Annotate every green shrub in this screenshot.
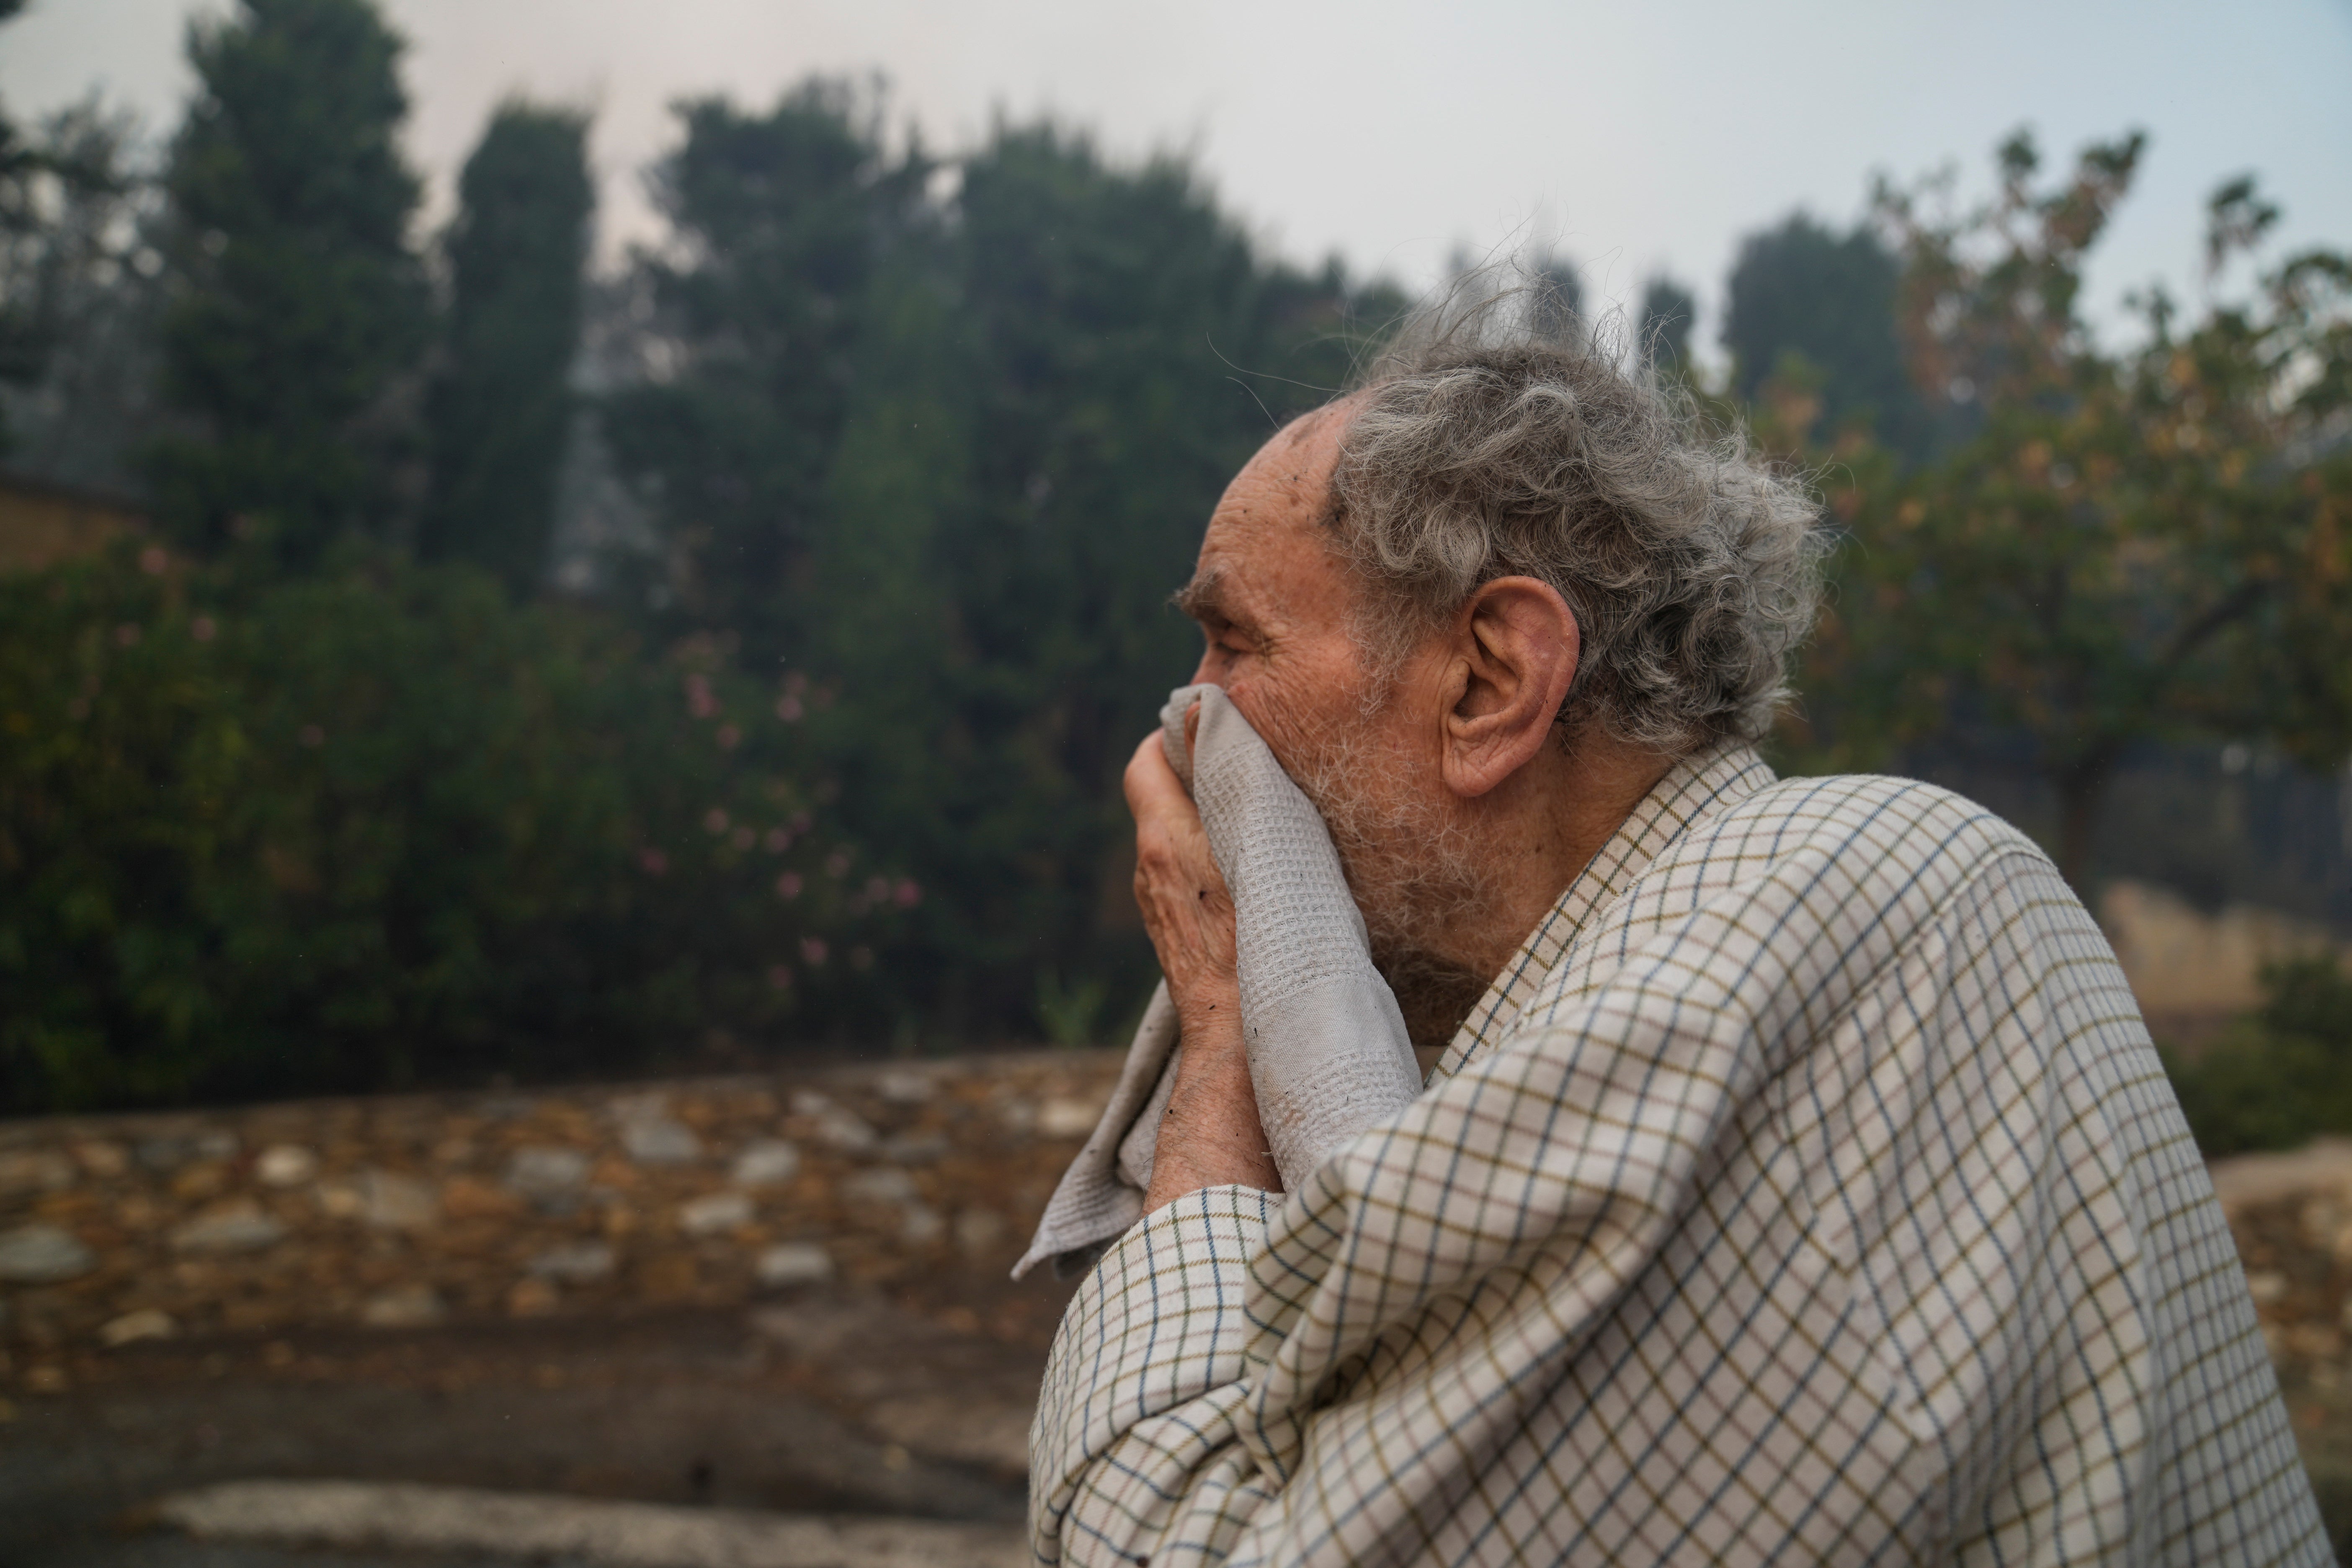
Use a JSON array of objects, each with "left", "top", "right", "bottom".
[
  {"left": 2166, "top": 957, "right": 2352, "bottom": 1157},
  {"left": 0, "top": 542, "right": 910, "bottom": 1112}
]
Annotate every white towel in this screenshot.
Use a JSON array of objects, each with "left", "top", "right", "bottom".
[{"left": 1013, "top": 685, "right": 1423, "bottom": 1279}]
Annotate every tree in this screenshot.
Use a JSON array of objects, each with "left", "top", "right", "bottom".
[
  {"left": 0, "top": 2, "right": 142, "bottom": 469},
  {"left": 1796, "top": 131, "right": 2352, "bottom": 891},
  {"left": 148, "top": 0, "right": 429, "bottom": 566},
  {"left": 0, "top": 101, "right": 169, "bottom": 491},
  {"left": 1724, "top": 211, "right": 1933, "bottom": 456},
  {"left": 607, "top": 94, "right": 1398, "bottom": 1038},
  {"left": 603, "top": 80, "right": 931, "bottom": 666},
  {"left": 1528, "top": 250, "right": 1584, "bottom": 341},
  {"left": 1640, "top": 274, "right": 1696, "bottom": 367},
  {"left": 828, "top": 122, "right": 1382, "bottom": 1034},
  {"left": 0, "top": 0, "right": 39, "bottom": 451},
  {"left": 420, "top": 102, "right": 593, "bottom": 596}
]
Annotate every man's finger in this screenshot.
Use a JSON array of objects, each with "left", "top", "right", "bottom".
[{"left": 1124, "top": 729, "right": 1196, "bottom": 824}]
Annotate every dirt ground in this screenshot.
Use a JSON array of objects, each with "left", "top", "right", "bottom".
[
  {"left": 0, "top": 1266, "right": 1080, "bottom": 1567},
  {"left": 10, "top": 1259, "right": 2352, "bottom": 1565}
]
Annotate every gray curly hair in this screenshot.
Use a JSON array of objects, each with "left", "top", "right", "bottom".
[{"left": 1328, "top": 278, "right": 1827, "bottom": 753}]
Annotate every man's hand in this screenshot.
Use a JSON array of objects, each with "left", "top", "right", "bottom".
[{"left": 1124, "top": 722, "right": 1280, "bottom": 1210}]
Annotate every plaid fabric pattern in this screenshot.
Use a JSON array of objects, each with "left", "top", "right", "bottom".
[{"left": 1031, "top": 743, "right": 2327, "bottom": 1566}]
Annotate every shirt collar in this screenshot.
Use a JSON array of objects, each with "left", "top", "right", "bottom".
[{"left": 1429, "top": 737, "right": 1778, "bottom": 1083}]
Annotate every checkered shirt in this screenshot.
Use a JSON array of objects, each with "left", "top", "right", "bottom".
[{"left": 1030, "top": 742, "right": 2326, "bottom": 1566}]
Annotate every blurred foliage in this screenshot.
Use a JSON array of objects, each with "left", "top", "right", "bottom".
[
  {"left": 0, "top": 539, "right": 906, "bottom": 1112},
  {"left": 1777, "top": 130, "right": 2352, "bottom": 890},
  {"left": 9, "top": 0, "right": 2349, "bottom": 1104},
  {"left": 609, "top": 88, "right": 1402, "bottom": 1038},
  {"left": 3, "top": 18, "right": 1407, "bottom": 1093},
  {"left": 148, "top": 0, "right": 431, "bottom": 566},
  {"left": 2167, "top": 959, "right": 2352, "bottom": 1157},
  {"left": 1723, "top": 211, "right": 1939, "bottom": 461},
  {"left": 1034, "top": 967, "right": 1112, "bottom": 1050},
  {"left": 1638, "top": 275, "right": 1696, "bottom": 369},
  {"left": 0, "top": 0, "right": 162, "bottom": 479},
  {"left": 0, "top": 0, "right": 41, "bottom": 444},
  {"left": 0, "top": 100, "right": 169, "bottom": 493},
  {"left": 602, "top": 82, "right": 931, "bottom": 663},
  {"left": 421, "top": 102, "right": 592, "bottom": 596}
]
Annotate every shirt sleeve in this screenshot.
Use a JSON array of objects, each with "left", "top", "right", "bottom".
[{"left": 1030, "top": 1183, "right": 1282, "bottom": 1566}]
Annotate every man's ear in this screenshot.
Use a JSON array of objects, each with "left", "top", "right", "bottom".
[{"left": 1436, "top": 576, "right": 1579, "bottom": 799}]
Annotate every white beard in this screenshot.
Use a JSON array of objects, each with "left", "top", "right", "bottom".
[{"left": 1288, "top": 717, "right": 1499, "bottom": 1050}]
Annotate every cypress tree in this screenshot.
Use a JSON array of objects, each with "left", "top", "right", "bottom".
[
  {"left": 1721, "top": 214, "right": 1928, "bottom": 456},
  {"left": 1639, "top": 275, "right": 1697, "bottom": 368},
  {"left": 0, "top": 0, "right": 43, "bottom": 453},
  {"left": 604, "top": 82, "right": 928, "bottom": 665},
  {"left": 150, "top": 0, "right": 428, "bottom": 565},
  {"left": 422, "top": 102, "right": 593, "bottom": 596}
]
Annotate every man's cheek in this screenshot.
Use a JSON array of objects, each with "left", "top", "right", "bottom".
[{"left": 1231, "top": 686, "right": 1321, "bottom": 779}]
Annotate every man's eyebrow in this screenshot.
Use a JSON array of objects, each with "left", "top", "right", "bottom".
[{"left": 1172, "top": 570, "right": 1228, "bottom": 624}]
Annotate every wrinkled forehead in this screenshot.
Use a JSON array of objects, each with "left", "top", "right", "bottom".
[
  {"left": 1237, "top": 404, "right": 1344, "bottom": 505},
  {"left": 1185, "top": 403, "right": 1359, "bottom": 628}
]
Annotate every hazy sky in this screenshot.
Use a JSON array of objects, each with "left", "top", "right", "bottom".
[{"left": 5, "top": 0, "right": 2348, "bottom": 353}]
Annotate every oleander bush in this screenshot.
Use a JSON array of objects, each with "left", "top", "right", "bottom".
[{"left": 0, "top": 541, "right": 912, "bottom": 1112}]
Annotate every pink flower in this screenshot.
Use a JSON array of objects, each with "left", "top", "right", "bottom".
[
  {"left": 191, "top": 616, "right": 217, "bottom": 642},
  {"left": 716, "top": 724, "right": 741, "bottom": 750},
  {"left": 774, "top": 871, "right": 803, "bottom": 900},
  {"left": 704, "top": 807, "right": 730, "bottom": 834},
  {"left": 799, "top": 937, "right": 829, "bottom": 967},
  {"left": 639, "top": 848, "right": 670, "bottom": 876},
  {"left": 824, "top": 850, "right": 851, "bottom": 879},
  {"left": 139, "top": 546, "right": 168, "bottom": 575},
  {"left": 763, "top": 827, "right": 792, "bottom": 852},
  {"left": 766, "top": 964, "right": 794, "bottom": 991},
  {"left": 684, "top": 673, "right": 719, "bottom": 719},
  {"left": 774, "top": 694, "right": 804, "bottom": 722},
  {"left": 893, "top": 879, "right": 921, "bottom": 908}
]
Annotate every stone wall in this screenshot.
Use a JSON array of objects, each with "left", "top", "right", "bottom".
[{"left": 0, "top": 1052, "right": 1122, "bottom": 1363}]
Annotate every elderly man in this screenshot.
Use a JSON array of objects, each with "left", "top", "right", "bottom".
[{"left": 1024, "top": 298, "right": 2328, "bottom": 1567}]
